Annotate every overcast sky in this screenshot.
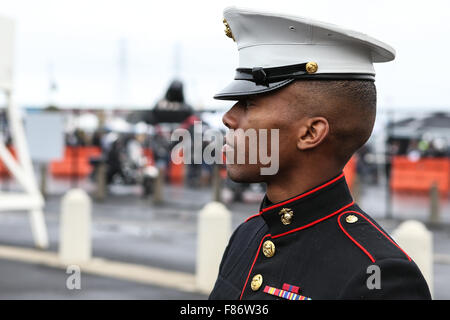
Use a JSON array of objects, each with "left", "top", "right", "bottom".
[{"left": 1, "top": 0, "right": 449, "bottom": 112}]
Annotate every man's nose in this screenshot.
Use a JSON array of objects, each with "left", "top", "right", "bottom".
[{"left": 222, "top": 102, "right": 241, "bottom": 129}]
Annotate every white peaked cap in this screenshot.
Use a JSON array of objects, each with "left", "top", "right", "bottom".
[{"left": 215, "top": 6, "right": 396, "bottom": 100}]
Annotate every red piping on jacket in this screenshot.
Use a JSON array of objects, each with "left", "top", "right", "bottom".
[
  {"left": 338, "top": 211, "right": 412, "bottom": 262},
  {"left": 245, "top": 172, "right": 345, "bottom": 223},
  {"left": 245, "top": 212, "right": 261, "bottom": 223},
  {"left": 239, "top": 200, "right": 353, "bottom": 300},
  {"left": 337, "top": 212, "right": 375, "bottom": 263},
  {"left": 239, "top": 234, "right": 272, "bottom": 300}
]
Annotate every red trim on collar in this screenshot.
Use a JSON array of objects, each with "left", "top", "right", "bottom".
[
  {"left": 244, "top": 172, "right": 345, "bottom": 223},
  {"left": 272, "top": 201, "right": 354, "bottom": 239},
  {"left": 262, "top": 172, "right": 345, "bottom": 213}
]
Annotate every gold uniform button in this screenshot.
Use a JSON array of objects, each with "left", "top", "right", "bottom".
[
  {"left": 306, "top": 61, "right": 318, "bottom": 74},
  {"left": 262, "top": 240, "right": 276, "bottom": 258},
  {"left": 251, "top": 274, "right": 263, "bottom": 291},
  {"left": 346, "top": 215, "right": 358, "bottom": 224}
]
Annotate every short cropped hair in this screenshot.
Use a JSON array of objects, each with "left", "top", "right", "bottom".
[{"left": 292, "top": 80, "right": 377, "bottom": 167}]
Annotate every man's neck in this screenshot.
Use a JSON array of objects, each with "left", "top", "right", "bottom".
[{"left": 265, "top": 166, "right": 342, "bottom": 204}]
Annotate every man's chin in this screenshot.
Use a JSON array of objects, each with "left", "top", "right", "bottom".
[{"left": 226, "top": 165, "right": 266, "bottom": 183}]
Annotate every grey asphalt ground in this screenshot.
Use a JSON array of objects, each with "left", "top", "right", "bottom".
[
  {"left": 0, "top": 258, "right": 207, "bottom": 300},
  {"left": 0, "top": 176, "right": 449, "bottom": 299}
]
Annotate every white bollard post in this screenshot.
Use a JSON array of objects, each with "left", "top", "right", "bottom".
[
  {"left": 59, "top": 188, "right": 92, "bottom": 264},
  {"left": 196, "top": 201, "right": 231, "bottom": 294},
  {"left": 392, "top": 220, "right": 433, "bottom": 297}
]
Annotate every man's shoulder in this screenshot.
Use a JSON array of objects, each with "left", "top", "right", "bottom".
[
  {"left": 317, "top": 205, "right": 431, "bottom": 299},
  {"left": 333, "top": 207, "right": 431, "bottom": 299},
  {"left": 333, "top": 205, "right": 411, "bottom": 263}
]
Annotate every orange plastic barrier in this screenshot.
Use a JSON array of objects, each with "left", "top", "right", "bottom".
[
  {"left": 343, "top": 155, "right": 357, "bottom": 190},
  {"left": 0, "top": 146, "right": 101, "bottom": 178},
  {"left": 64, "top": 146, "right": 102, "bottom": 158},
  {"left": 0, "top": 161, "right": 7, "bottom": 176},
  {"left": 50, "top": 146, "right": 101, "bottom": 177},
  {"left": 0, "top": 146, "right": 16, "bottom": 177},
  {"left": 169, "top": 148, "right": 185, "bottom": 184},
  {"left": 391, "top": 156, "right": 449, "bottom": 194}
]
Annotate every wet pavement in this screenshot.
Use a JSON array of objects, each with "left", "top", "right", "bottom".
[{"left": 0, "top": 258, "right": 207, "bottom": 300}]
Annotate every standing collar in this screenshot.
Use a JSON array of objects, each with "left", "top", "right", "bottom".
[{"left": 249, "top": 172, "right": 354, "bottom": 237}]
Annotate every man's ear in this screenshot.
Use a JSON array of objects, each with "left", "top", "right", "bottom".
[{"left": 297, "top": 117, "right": 330, "bottom": 150}]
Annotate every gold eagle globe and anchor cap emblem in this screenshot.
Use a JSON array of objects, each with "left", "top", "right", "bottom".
[
  {"left": 279, "top": 208, "right": 294, "bottom": 225},
  {"left": 223, "top": 18, "right": 235, "bottom": 41}
]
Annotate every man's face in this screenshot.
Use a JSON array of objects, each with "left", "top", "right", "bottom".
[{"left": 222, "top": 84, "right": 303, "bottom": 183}]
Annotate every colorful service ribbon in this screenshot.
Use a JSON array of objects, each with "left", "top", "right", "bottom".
[{"left": 263, "top": 285, "right": 312, "bottom": 300}]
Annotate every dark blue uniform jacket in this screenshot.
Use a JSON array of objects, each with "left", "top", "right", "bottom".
[{"left": 209, "top": 173, "right": 431, "bottom": 300}]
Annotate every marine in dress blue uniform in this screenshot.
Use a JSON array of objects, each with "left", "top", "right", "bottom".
[
  {"left": 210, "top": 172, "right": 431, "bottom": 299},
  {"left": 209, "top": 7, "right": 431, "bottom": 300}
]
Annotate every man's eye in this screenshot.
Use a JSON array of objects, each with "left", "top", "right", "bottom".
[
  {"left": 239, "top": 99, "right": 254, "bottom": 109},
  {"left": 246, "top": 100, "right": 255, "bottom": 108}
]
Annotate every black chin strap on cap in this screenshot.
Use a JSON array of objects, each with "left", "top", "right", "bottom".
[
  {"left": 235, "top": 63, "right": 375, "bottom": 85},
  {"left": 236, "top": 63, "right": 308, "bottom": 86},
  {"left": 251, "top": 67, "right": 268, "bottom": 85}
]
